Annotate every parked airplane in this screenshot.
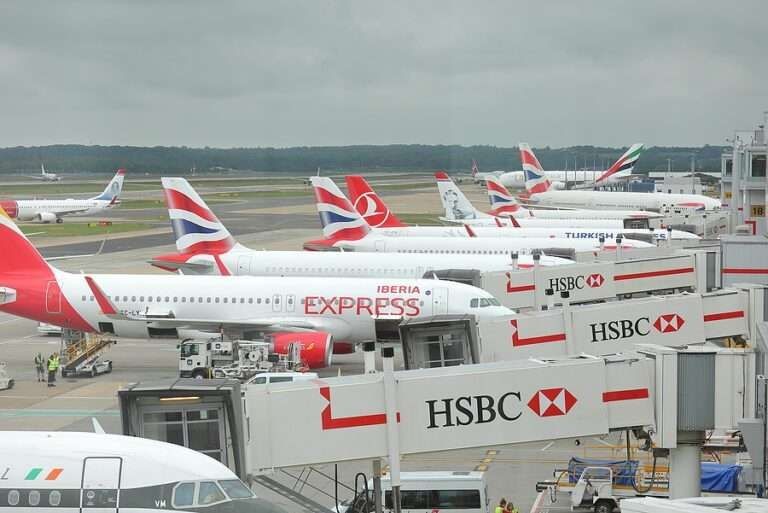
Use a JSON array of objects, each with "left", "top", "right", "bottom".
[
  {"left": 499, "top": 143, "right": 644, "bottom": 190},
  {"left": 0, "top": 169, "right": 125, "bottom": 223},
  {"left": 0, "top": 431, "right": 284, "bottom": 512},
  {"left": 469, "top": 159, "right": 504, "bottom": 184},
  {"left": 431, "top": 172, "right": 661, "bottom": 228},
  {"left": 0, "top": 206, "right": 511, "bottom": 346},
  {"left": 150, "top": 178, "right": 571, "bottom": 276},
  {"left": 523, "top": 154, "right": 722, "bottom": 212},
  {"left": 27, "top": 164, "right": 62, "bottom": 182},
  {"left": 346, "top": 175, "right": 693, "bottom": 241},
  {"left": 306, "top": 177, "right": 653, "bottom": 253}
]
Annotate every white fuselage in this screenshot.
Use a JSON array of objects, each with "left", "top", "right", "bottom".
[
  {"left": 368, "top": 225, "right": 696, "bottom": 241},
  {"left": 334, "top": 234, "right": 652, "bottom": 254},
  {"left": 48, "top": 271, "right": 510, "bottom": 341},
  {"left": 528, "top": 190, "right": 722, "bottom": 212},
  {"left": 187, "top": 248, "right": 571, "bottom": 276},
  {"left": 0, "top": 431, "right": 272, "bottom": 512},
  {"left": 15, "top": 198, "right": 114, "bottom": 222},
  {"left": 499, "top": 170, "right": 603, "bottom": 188}
]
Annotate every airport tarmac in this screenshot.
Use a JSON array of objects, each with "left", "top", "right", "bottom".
[{"left": 0, "top": 176, "right": 602, "bottom": 512}]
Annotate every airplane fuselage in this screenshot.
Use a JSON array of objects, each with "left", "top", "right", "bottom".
[
  {"left": 0, "top": 199, "right": 115, "bottom": 223},
  {"left": 527, "top": 190, "right": 722, "bottom": 212}
]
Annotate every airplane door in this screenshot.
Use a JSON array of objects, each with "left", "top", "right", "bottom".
[
  {"left": 431, "top": 287, "right": 448, "bottom": 315},
  {"left": 45, "top": 281, "right": 61, "bottom": 314},
  {"left": 374, "top": 239, "right": 387, "bottom": 252},
  {"left": 272, "top": 294, "right": 282, "bottom": 312},
  {"left": 237, "top": 255, "right": 251, "bottom": 275},
  {"left": 80, "top": 457, "right": 122, "bottom": 513}
]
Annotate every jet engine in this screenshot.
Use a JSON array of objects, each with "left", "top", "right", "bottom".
[
  {"left": 550, "top": 181, "right": 566, "bottom": 190},
  {"left": 35, "top": 212, "right": 58, "bottom": 223},
  {"left": 268, "top": 331, "right": 333, "bottom": 369},
  {"left": 331, "top": 341, "right": 356, "bottom": 355}
]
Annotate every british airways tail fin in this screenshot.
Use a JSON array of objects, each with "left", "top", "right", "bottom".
[
  {"left": 485, "top": 176, "right": 525, "bottom": 217},
  {"left": 519, "top": 143, "right": 551, "bottom": 194},
  {"left": 305, "top": 176, "right": 371, "bottom": 249},
  {"left": 345, "top": 175, "right": 407, "bottom": 227},
  {"left": 160, "top": 177, "right": 236, "bottom": 255},
  {"left": 594, "top": 143, "right": 644, "bottom": 185},
  {"left": 435, "top": 171, "right": 487, "bottom": 221},
  {"left": 91, "top": 169, "right": 126, "bottom": 204}
]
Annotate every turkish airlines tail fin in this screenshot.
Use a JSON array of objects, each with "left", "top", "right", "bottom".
[
  {"left": 435, "top": 171, "right": 486, "bottom": 221},
  {"left": 519, "top": 143, "right": 551, "bottom": 194},
  {"left": 161, "top": 177, "right": 237, "bottom": 255},
  {"left": 345, "top": 175, "right": 407, "bottom": 227},
  {"left": 306, "top": 176, "right": 371, "bottom": 249},
  {"left": 594, "top": 143, "right": 644, "bottom": 185},
  {"left": 485, "top": 176, "right": 526, "bottom": 217},
  {"left": 91, "top": 169, "right": 126, "bottom": 204}
]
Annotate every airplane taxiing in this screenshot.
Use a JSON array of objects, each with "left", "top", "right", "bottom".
[
  {"left": 305, "top": 176, "right": 653, "bottom": 253},
  {"left": 0, "top": 204, "right": 511, "bottom": 348},
  {"left": 469, "top": 159, "right": 504, "bottom": 184},
  {"left": 0, "top": 169, "right": 125, "bottom": 223},
  {"left": 150, "top": 177, "right": 571, "bottom": 276},
  {"left": 27, "top": 164, "right": 62, "bottom": 182},
  {"left": 347, "top": 174, "right": 694, "bottom": 241},
  {"left": 0, "top": 431, "right": 284, "bottom": 512}
]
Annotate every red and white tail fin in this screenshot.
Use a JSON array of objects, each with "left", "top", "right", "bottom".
[
  {"left": 0, "top": 208, "right": 94, "bottom": 331},
  {"left": 345, "top": 175, "right": 407, "bottom": 227},
  {"left": 519, "top": 143, "right": 551, "bottom": 194},
  {"left": 471, "top": 159, "right": 479, "bottom": 177},
  {"left": 485, "top": 176, "right": 525, "bottom": 217},
  {"left": 304, "top": 177, "right": 371, "bottom": 250}
]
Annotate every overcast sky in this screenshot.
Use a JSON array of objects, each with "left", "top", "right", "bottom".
[{"left": 1, "top": 1, "right": 766, "bottom": 148}]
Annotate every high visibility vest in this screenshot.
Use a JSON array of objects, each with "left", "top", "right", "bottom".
[
  {"left": 48, "top": 358, "right": 56, "bottom": 371},
  {"left": 53, "top": 356, "right": 60, "bottom": 370}
]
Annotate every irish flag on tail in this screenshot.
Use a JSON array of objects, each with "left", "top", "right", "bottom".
[{"left": 595, "top": 143, "right": 644, "bottom": 184}]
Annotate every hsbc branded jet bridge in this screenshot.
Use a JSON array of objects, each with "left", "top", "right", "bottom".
[{"left": 119, "top": 344, "right": 758, "bottom": 508}]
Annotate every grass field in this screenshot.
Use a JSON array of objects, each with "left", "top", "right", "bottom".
[{"left": 20, "top": 222, "right": 156, "bottom": 237}]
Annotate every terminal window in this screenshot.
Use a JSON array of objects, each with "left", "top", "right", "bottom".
[{"left": 752, "top": 156, "right": 766, "bottom": 178}]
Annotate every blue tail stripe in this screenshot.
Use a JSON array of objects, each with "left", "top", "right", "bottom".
[
  {"left": 490, "top": 193, "right": 512, "bottom": 204},
  {"left": 171, "top": 219, "right": 219, "bottom": 238},
  {"left": 319, "top": 210, "right": 357, "bottom": 227}
]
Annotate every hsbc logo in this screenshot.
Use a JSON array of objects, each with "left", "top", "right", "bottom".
[
  {"left": 653, "top": 313, "right": 685, "bottom": 333},
  {"left": 589, "top": 313, "right": 686, "bottom": 343},
  {"left": 527, "top": 387, "right": 577, "bottom": 417},
  {"left": 548, "top": 273, "right": 605, "bottom": 293}
]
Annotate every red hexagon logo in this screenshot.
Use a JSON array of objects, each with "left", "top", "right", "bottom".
[
  {"left": 653, "top": 313, "right": 685, "bottom": 333},
  {"left": 586, "top": 273, "right": 605, "bottom": 288},
  {"left": 527, "top": 387, "right": 578, "bottom": 417}
]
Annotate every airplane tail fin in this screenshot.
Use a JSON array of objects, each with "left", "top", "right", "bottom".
[
  {"left": 345, "top": 175, "right": 407, "bottom": 227},
  {"left": 161, "top": 177, "right": 236, "bottom": 255},
  {"left": 435, "top": 171, "right": 484, "bottom": 220},
  {"left": 471, "top": 159, "right": 479, "bottom": 177},
  {"left": 519, "top": 143, "right": 551, "bottom": 194},
  {"left": 594, "top": 143, "right": 644, "bottom": 185},
  {"left": 91, "top": 169, "right": 126, "bottom": 204},
  {"left": 306, "top": 176, "right": 371, "bottom": 248},
  {"left": 41, "top": 164, "right": 46, "bottom": 176},
  {"left": 0, "top": 206, "right": 51, "bottom": 277},
  {"left": 485, "top": 176, "right": 525, "bottom": 216}
]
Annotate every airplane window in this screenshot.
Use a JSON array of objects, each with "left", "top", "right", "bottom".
[
  {"left": 148, "top": 296, "right": 153, "bottom": 302},
  {"left": 139, "top": 296, "right": 144, "bottom": 301},
  {"left": 198, "top": 481, "right": 226, "bottom": 505},
  {"left": 165, "top": 297, "right": 170, "bottom": 302},
  {"left": 215, "top": 298, "right": 220, "bottom": 303},
  {"left": 232, "top": 297, "right": 237, "bottom": 303},
  {"left": 479, "top": 298, "right": 491, "bottom": 307},
  {"left": 157, "top": 296, "right": 161, "bottom": 302},
  {"left": 81, "top": 295, "right": 86, "bottom": 301},
  {"left": 265, "top": 298, "right": 270, "bottom": 304},
  {"left": 173, "top": 482, "right": 195, "bottom": 508},
  {"left": 207, "top": 297, "right": 212, "bottom": 303},
  {"left": 173, "top": 297, "right": 178, "bottom": 302},
  {"left": 223, "top": 298, "right": 228, "bottom": 303},
  {"left": 28, "top": 490, "right": 40, "bottom": 506},
  {"left": 131, "top": 296, "right": 136, "bottom": 302},
  {"left": 219, "top": 479, "right": 253, "bottom": 499},
  {"left": 48, "top": 490, "right": 61, "bottom": 506},
  {"left": 240, "top": 298, "right": 245, "bottom": 304},
  {"left": 90, "top": 296, "right": 95, "bottom": 301},
  {"left": 7, "top": 490, "right": 19, "bottom": 506},
  {"left": 490, "top": 298, "right": 501, "bottom": 306},
  {"left": 470, "top": 298, "right": 479, "bottom": 308},
  {"left": 199, "top": 297, "right": 203, "bottom": 303},
  {"left": 257, "top": 298, "right": 262, "bottom": 304},
  {"left": 181, "top": 297, "right": 186, "bottom": 303},
  {"left": 248, "top": 298, "right": 253, "bottom": 304}
]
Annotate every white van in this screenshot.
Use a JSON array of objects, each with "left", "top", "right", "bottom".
[
  {"left": 343, "top": 471, "right": 489, "bottom": 513},
  {"left": 245, "top": 371, "right": 319, "bottom": 385}
]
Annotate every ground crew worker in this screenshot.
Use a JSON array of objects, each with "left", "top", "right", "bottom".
[
  {"left": 34, "top": 352, "right": 45, "bottom": 382},
  {"left": 504, "top": 501, "right": 519, "bottom": 513},
  {"left": 495, "top": 498, "right": 507, "bottom": 513},
  {"left": 47, "top": 353, "right": 58, "bottom": 387}
]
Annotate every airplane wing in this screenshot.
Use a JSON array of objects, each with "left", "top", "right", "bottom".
[
  {"left": 45, "top": 236, "right": 107, "bottom": 262},
  {"left": 146, "top": 258, "right": 214, "bottom": 273}
]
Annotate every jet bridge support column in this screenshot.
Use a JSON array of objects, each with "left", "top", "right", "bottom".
[
  {"left": 669, "top": 431, "right": 704, "bottom": 499},
  {"left": 382, "top": 347, "right": 402, "bottom": 513}
]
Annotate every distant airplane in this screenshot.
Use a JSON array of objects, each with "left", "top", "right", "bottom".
[
  {"left": 0, "top": 169, "right": 125, "bottom": 223},
  {"left": 470, "top": 159, "right": 504, "bottom": 184},
  {"left": 27, "top": 164, "right": 62, "bottom": 182},
  {"left": 0, "top": 430, "right": 282, "bottom": 512}
]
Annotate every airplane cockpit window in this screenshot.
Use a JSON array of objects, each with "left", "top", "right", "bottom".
[
  {"left": 219, "top": 479, "right": 254, "bottom": 499},
  {"left": 198, "top": 481, "right": 226, "bottom": 505},
  {"left": 173, "top": 482, "right": 195, "bottom": 507},
  {"left": 470, "top": 298, "right": 479, "bottom": 308}
]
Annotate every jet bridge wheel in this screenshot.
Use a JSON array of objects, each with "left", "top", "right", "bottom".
[{"left": 594, "top": 499, "right": 615, "bottom": 513}]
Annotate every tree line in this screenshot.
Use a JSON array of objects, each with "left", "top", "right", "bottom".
[{"left": 0, "top": 144, "right": 728, "bottom": 175}]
